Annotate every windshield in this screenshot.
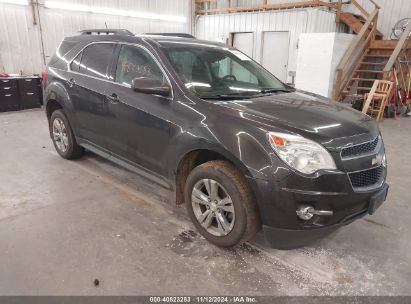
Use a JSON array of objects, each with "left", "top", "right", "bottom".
[{"left": 163, "top": 44, "right": 292, "bottom": 99}]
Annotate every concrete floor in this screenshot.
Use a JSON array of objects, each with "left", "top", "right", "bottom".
[{"left": 0, "top": 109, "right": 410, "bottom": 296}]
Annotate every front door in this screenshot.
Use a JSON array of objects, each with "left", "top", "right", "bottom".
[{"left": 104, "top": 44, "right": 172, "bottom": 178}]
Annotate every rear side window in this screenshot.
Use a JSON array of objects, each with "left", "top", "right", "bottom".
[
  {"left": 70, "top": 52, "right": 82, "bottom": 72},
  {"left": 115, "top": 45, "right": 164, "bottom": 86},
  {"left": 49, "top": 40, "right": 77, "bottom": 66},
  {"left": 78, "top": 43, "right": 115, "bottom": 79}
]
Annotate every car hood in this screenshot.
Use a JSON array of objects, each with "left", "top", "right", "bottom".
[{"left": 211, "top": 90, "right": 379, "bottom": 149}]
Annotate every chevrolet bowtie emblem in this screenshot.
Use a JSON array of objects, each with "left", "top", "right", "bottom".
[{"left": 372, "top": 154, "right": 385, "bottom": 166}]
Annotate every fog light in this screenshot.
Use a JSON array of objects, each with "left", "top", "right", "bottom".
[
  {"left": 296, "top": 205, "right": 315, "bottom": 220},
  {"left": 296, "top": 205, "right": 333, "bottom": 220}
]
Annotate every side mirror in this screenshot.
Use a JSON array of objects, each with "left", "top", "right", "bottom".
[{"left": 132, "top": 77, "right": 171, "bottom": 97}]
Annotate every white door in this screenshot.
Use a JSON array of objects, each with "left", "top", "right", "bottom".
[
  {"left": 232, "top": 32, "right": 254, "bottom": 58},
  {"left": 261, "top": 31, "right": 290, "bottom": 82}
]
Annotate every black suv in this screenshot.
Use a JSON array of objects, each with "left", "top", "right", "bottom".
[{"left": 43, "top": 30, "right": 388, "bottom": 249}]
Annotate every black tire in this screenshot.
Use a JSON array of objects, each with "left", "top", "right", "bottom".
[
  {"left": 49, "top": 109, "right": 84, "bottom": 159},
  {"left": 184, "top": 160, "right": 261, "bottom": 248}
]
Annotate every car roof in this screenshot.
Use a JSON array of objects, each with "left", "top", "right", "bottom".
[
  {"left": 64, "top": 32, "right": 228, "bottom": 49},
  {"left": 140, "top": 35, "right": 228, "bottom": 49}
]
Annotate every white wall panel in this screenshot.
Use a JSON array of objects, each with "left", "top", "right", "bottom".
[
  {"left": 195, "top": 8, "right": 347, "bottom": 83},
  {"left": 0, "top": 0, "right": 191, "bottom": 74}
]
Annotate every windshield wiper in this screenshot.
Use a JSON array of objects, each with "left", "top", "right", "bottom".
[
  {"left": 260, "top": 88, "right": 294, "bottom": 94},
  {"left": 201, "top": 94, "right": 259, "bottom": 100}
]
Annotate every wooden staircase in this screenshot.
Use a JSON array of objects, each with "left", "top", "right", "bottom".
[
  {"left": 340, "top": 12, "right": 383, "bottom": 39},
  {"left": 342, "top": 40, "right": 396, "bottom": 98},
  {"left": 334, "top": 0, "right": 411, "bottom": 101}
]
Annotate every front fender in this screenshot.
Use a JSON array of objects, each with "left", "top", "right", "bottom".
[{"left": 168, "top": 120, "right": 276, "bottom": 182}]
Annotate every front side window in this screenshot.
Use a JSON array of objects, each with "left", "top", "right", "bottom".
[
  {"left": 115, "top": 45, "right": 164, "bottom": 87},
  {"left": 164, "top": 45, "right": 291, "bottom": 99},
  {"left": 78, "top": 43, "right": 115, "bottom": 79}
]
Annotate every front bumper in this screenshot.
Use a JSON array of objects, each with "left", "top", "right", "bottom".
[
  {"left": 251, "top": 172, "right": 389, "bottom": 249},
  {"left": 263, "top": 183, "right": 388, "bottom": 249}
]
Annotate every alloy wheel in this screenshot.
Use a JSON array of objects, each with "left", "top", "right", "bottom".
[
  {"left": 52, "top": 118, "right": 69, "bottom": 153},
  {"left": 191, "top": 178, "right": 235, "bottom": 236}
]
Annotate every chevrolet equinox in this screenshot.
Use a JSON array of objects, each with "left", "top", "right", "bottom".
[{"left": 43, "top": 30, "right": 388, "bottom": 249}]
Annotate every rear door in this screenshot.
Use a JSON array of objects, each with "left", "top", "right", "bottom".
[
  {"left": 68, "top": 42, "right": 116, "bottom": 149},
  {"left": 104, "top": 44, "right": 173, "bottom": 178}
]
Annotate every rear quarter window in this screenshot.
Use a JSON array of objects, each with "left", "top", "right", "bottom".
[
  {"left": 70, "top": 52, "right": 82, "bottom": 72},
  {"left": 48, "top": 40, "right": 78, "bottom": 67}
]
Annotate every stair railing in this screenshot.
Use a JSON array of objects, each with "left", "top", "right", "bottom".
[
  {"left": 383, "top": 21, "right": 411, "bottom": 78},
  {"left": 334, "top": 8, "right": 379, "bottom": 99},
  {"left": 334, "top": 0, "right": 380, "bottom": 100}
]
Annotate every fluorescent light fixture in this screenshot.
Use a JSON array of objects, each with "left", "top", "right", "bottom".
[
  {"left": 0, "top": 0, "right": 28, "bottom": 5},
  {"left": 44, "top": 1, "right": 186, "bottom": 23}
]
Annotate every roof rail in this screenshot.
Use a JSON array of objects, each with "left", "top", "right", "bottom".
[
  {"left": 79, "top": 29, "right": 134, "bottom": 36},
  {"left": 144, "top": 33, "right": 195, "bottom": 39}
]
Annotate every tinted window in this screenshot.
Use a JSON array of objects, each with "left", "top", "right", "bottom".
[
  {"left": 79, "top": 43, "right": 115, "bottom": 79},
  {"left": 70, "top": 52, "right": 82, "bottom": 72},
  {"left": 115, "top": 45, "right": 164, "bottom": 87},
  {"left": 164, "top": 46, "right": 289, "bottom": 99},
  {"left": 168, "top": 50, "right": 211, "bottom": 84}
]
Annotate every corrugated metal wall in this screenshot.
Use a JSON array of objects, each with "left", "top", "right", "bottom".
[
  {"left": 0, "top": 0, "right": 192, "bottom": 74},
  {"left": 199, "top": 0, "right": 411, "bottom": 39},
  {"left": 1, "top": 0, "right": 409, "bottom": 75},
  {"left": 195, "top": 8, "right": 347, "bottom": 83},
  {"left": 0, "top": 4, "right": 44, "bottom": 75}
]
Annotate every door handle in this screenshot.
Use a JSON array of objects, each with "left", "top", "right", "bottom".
[
  {"left": 106, "top": 93, "right": 120, "bottom": 104},
  {"left": 68, "top": 78, "right": 75, "bottom": 87}
]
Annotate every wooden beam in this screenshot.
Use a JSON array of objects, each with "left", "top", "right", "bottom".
[
  {"left": 368, "top": 0, "right": 381, "bottom": 9},
  {"left": 194, "top": 0, "right": 217, "bottom": 3},
  {"left": 262, "top": 0, "right": 267, "bottom": 10},
  {"left": 195, "top": 0, "right": 337, "bottom": 15},
  {"left": 352, "top": 0, "right": 369, "bottom": 17},
  {"left": 336, "top": 0, "right": 342, "bottom": 23},
  {"left": 362, "top": 80, "right": 379, "bottom": 113}
]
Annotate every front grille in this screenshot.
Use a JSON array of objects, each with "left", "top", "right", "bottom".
[
  {"left": 349, "top": 166, "right": 383, "bottom": 188},
  {"left": 341, "top": 136, "right": 379, "bottom": 158}
]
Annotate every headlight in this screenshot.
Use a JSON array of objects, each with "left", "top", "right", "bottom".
[{"left": 268, "top": 132, "right": 336, "bottom": 174}]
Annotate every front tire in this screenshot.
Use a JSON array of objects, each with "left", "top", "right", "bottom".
[
  {"left": 184, "top": 160, "right": 260, "bottom": 248},
  {"left": 49, "top": 109, "right": 84, "bottom": 159}
]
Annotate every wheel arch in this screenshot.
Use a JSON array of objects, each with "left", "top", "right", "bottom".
[
  {"left": 44, "top": 80, "right": 72, "bottom": 120},
  {"left": 46, "top": 98, "right": 63, "bottom": 121},
  {"left": 174, "top": 147, "right": 261, "bottom": 208}
]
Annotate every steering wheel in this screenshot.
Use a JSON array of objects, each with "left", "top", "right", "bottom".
[{"left": 223, "top": 75, "right": 237, "bottom": 81}]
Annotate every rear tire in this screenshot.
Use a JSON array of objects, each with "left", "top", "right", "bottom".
[
  {"left": 50, "top": 109, "right": 84, "bottom": 159},
  {"left": 184, "top": 160, "right": 261, "bottom": 248}
]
